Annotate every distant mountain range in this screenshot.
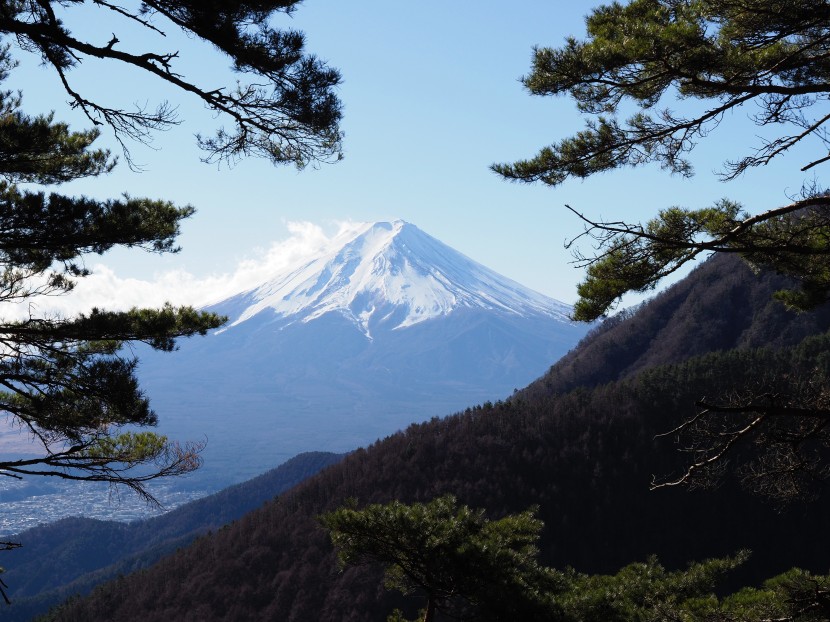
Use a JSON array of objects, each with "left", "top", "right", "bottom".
[{"left": 138, "top": 220, "right": 588, "bottom": 488}]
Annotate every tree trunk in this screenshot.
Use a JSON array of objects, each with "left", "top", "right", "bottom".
[{"left": 423, "top": 597, "right": 435, "bottom": 622}]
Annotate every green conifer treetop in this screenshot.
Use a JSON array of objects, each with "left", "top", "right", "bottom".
[
  {"left": 0, "top": 38, "right": 224, "bottom": 507},
  {"left": 320, "top": 495, "right": 560, "bottom": 622}
]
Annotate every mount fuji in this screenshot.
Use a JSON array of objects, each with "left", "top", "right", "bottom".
[
  {"left": 220, "top": 220, "right": 572, "bottom": 335},
  {"left": 138, "top": 220, "right": 590, "bottom": 490}
]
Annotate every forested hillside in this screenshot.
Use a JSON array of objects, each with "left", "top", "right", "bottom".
[
  {"left": 45, "top": 254, "right": 830, "bottom": 621},
  {"left": 3, "top": 453, "right": 343, "bottom": 622},
  {"left": 526, "top": 253, "right": 830, "bottom": 398}
]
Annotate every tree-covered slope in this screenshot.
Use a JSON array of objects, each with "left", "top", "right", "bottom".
[
  {"left": 526, "top": 252, "right": 830, "bottom": 397},
  {"left": 3, "top": 452, "right": 343, "bottom": 622},
  {"left": 44, "top": 256, "right": 830, "bottom": 621}
]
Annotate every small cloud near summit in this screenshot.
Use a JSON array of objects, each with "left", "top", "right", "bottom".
[{"left": 6, "top": 221, "right": 366, "bottom": 319}]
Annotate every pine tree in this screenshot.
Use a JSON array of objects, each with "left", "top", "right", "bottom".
[
  {"left": 321, "top": 495, "right": 559, "bottom": 622},
  {"left": 0, "top": 0, "right": 342, "bottom": 168},
  {"left": 494, "top": 0, "right": 830, "bottom": 320},
  {"left": 322, "top": 496, "right": 830, "bottom": 621},
  {"left": 0, "top": 40, "right": 224, "bottom": 500},
  {"left": 0, "top": 0, "right": 344, "bottom": 596}
]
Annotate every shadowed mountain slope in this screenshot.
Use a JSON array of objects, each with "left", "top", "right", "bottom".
[{"left": 525, "top": 252, "right": 830, "bottom": 397}]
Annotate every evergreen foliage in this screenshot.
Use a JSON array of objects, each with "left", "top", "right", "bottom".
[
  {"left": 0, "top": 40, "right": 227, "bottom": 517},
  {"left": 493, "top": 0, "right": 830, "bottom": 319},
  {"left": 494, "top": 1, "right": 830, "bottom": 495},
  {"left": 0, "top": 0, "right": 344, "bottom": 596},
  {"left": 0, "top": 142, "right": 223, "bottom": 502},
  {"left": 0, "top": 0, "right": 343, "bottom": 167},
  {"left": 321, "top": 495, "right": 558, "bottom": 622},
  {"left": 555, "top": 555, "right": 830, "bottom": 622},
  {"left": 324, "top": 497, "right": 830, "bottom": 622}
]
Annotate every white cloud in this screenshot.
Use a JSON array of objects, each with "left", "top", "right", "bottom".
[{"left": 0, "top": 220, "right": 363, "bottom": 320}]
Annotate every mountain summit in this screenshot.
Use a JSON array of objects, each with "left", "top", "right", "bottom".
[
  {"left": 221, "top": 220, "right": 572, "bottom": 337},
  {"left": 137, "top": 220, "right": 589, "bottom": 487}
]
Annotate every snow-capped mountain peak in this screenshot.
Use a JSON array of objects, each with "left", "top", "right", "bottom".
[
  {"left": 225, "top": 220, "right": 573, "bottom": 336},
  {"left": 135, "top": 221, "right": 591, "bottom": 498}
]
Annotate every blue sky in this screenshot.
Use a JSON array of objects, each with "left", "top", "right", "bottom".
[{"left": 11, "top": 1, "right": 822, "bottom": 311}]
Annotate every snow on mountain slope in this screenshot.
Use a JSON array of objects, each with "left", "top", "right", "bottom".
[
  {"left": 133, "top": 220, "right": 587, "bottom": 487},
  {"left": 220, "top": 220, "right": 573, "bottom": 337}
]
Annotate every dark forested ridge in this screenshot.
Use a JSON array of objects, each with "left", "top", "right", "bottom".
[
  {"left": 45, "top": 255, "right": 830, "bottom": 621},
  {"left": 526, "top": 252, "right": 830, "bottom": 398},
  {"left": 3, "top": 452, "right": 343, "bottom": 622}
]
